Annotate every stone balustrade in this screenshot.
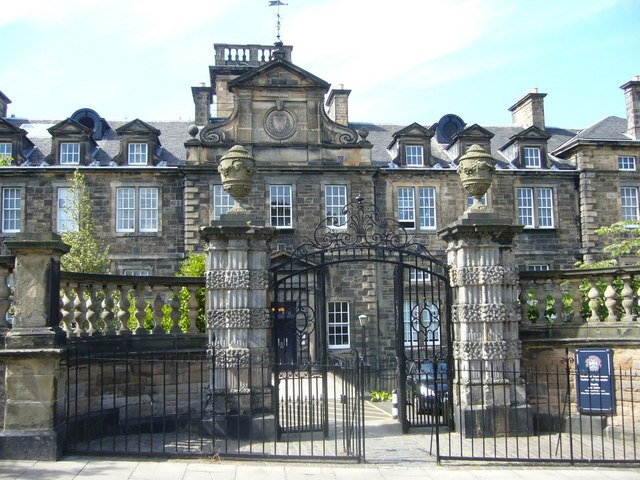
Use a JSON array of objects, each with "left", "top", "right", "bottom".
[
  {"left": 519, "top": 266, "right": 640, "bottom": 327},
  {"left": 59, "top": 272, "right": 205, "bottom": 337},
  {"left": 0, "top": 256, "right": 13, "bottom": 329},
  {"left": 214, "top": 43, "right": 291, "bottom": 66}
]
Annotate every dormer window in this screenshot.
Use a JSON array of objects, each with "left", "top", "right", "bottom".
[
  {"left": 60, "top": 142, "right": 80, "bottom": 165},
  {"left": 523, "top": 147, "right": 541, "bottom": 168},
  {"left": 405, "top": 145, "right": 424, "bottom": 166},
  {"left": 0, "top": 142, "right": 11, "bottom": 162},
  {"left": 128, "top": 143, "right": 148, "bottom": 165}
]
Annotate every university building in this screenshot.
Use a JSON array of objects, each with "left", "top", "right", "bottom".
[{"left": 0, "top": 42, "right": 639, "bottom": 360}]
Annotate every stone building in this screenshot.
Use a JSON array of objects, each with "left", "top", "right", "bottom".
[{"left": 0, "top": 42, "right": 639, "bottom": 359}]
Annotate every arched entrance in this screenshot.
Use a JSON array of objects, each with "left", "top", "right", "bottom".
[{"left": 271, "top": 196, "right": 452, "bottom": 435}]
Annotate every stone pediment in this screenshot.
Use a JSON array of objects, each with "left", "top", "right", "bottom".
[
  {"left": 200, "top": 58, "right": 358, "bottom": 148},
  {"left": 228, "top": 58, "right": 330, "bottom": 92},
  {"left": 116, "top": 119, "right": 161, "bottom": 136},
  {"left": 0, "top": 119, "right": 26, "bottom": 135},
  {"left": 48, "top": 118, "right": 93, "bottom": 137}
]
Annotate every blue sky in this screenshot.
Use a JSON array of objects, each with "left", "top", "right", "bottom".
[{"left": 1, "top": 0, "right": 638, "bottom": 129}]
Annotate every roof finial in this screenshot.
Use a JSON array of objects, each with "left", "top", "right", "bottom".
[{"left": 269, "top": 1, "right": 288, "bottom": 43}]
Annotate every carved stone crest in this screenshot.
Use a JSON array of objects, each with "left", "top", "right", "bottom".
[{"left": 264, "top": 108, "right": 296, "bottom": 139}]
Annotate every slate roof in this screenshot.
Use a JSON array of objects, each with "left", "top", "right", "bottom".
[{"left": 5, "top": 115, "right": 623, "bottom": 171}]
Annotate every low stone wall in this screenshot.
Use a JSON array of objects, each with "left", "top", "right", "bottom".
[{"left": 522, "top": 342, "right": 640, "bottom": 436}]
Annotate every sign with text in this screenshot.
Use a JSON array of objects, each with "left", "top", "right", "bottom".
[{"left": 575, "top": 348, "right": 615, "bottom": 415}]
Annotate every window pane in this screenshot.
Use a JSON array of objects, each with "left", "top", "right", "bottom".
[
  {"left": 405, "top": 145, "right": 424, "bottom": 166},
  {"left": 523, "top": 147, "right": 541, "bottom": 168},
  {"left": 57, "top": 187, "right": 78, "bottom": 233},
  {"left": 116, "top": 188, "right": 135, "bottom": 232},
  {"left": 397, "top": 187, "right": 415, "bottom": 228},
  {"left": 2, "top": 187, "right": 21, "bottom": 233},
  {"left": 517, "top": 188, "right": 534, "bottom": 227},
  {"left": 0, "top": 143, "right": 12, "bottom": 160},
  {"left": 537, "top": 188, "right": 554, "bottom": 227},
  {"left": 618, "top": 156, "right": 636, "bottom": 171},
  {"left": 404, "top": 301, "right": 440, "bottom": 346},
  {"left": 621, "top": 187, "right": 639, "bottom": 221},
  {"left": 128, "top": 143, "right": 148, "bottom": 165},
  {"left": 139, "top": 188, "right": 158, "bottom": 232},
  {"left": 270, "top": 185, "right": 292, "bottom": 228},
  {"left": 325, "top": 185, "right": 347, "bottom": 227},
  {"left": 327, "top": 301, "right": 350, "bottom": 349},
  {"left": 213, "top": 184, "right": 235, "bottom": 220},
  {"left": 418, "top": 187, "right": 436, "bottom": 229},
  {"left": 60, "top": 143, "right": 80, "bottom": 165}
]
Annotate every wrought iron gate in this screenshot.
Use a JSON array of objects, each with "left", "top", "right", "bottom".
[{"left": 271, "top": 195, "right": 453, "bottom": 439}]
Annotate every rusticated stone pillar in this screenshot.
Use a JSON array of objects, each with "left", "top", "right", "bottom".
[
  {"left": 0, "top": 233, "right": 70, "bottom": 460},
  {"left": 199, "top": 224, "right": 275, "bottom": 437},
  {"left": 440, "top": 212, "right": 530, "bottom": 438}
]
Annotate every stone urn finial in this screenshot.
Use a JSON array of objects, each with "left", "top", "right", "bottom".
[
  {"left": 217, "top": 145, "right": 256, "bottom": 215},
  {"left": 457, "top": 144, "right": 495, "bottom": 212}
]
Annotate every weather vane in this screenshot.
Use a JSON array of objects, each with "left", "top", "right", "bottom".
[{"left": 269, "top": 1, "right": 288, "bottom": 43}]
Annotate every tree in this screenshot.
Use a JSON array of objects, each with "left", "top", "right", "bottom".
[{"left": 60, "top": 170, "right": 110, "bottom": 273}]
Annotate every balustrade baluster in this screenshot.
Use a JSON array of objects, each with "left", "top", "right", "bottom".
[
  {"left": 187, "top": 286, "right": 199, "bottom": 333},
  {"left": 60, "top": 285, "right": 75, "bottom": 336},
  {"left": 519, "top": 281, "right": 535, "bottom": 324},
  {"left": 74, "top": 286, "right": 86, "bottom": 335},
  {"left": 604, "top": 280, "right": 618, "bottom": 322},
  {"left": 621, "top": 276, "right": 634, "bottom": 322},
  {"left": 85, "top": 284, "right": 101, "bottom": 335},
  {"left": 169, "top": 286, "right": 182, "bottom": 334},
  {"left": 102, "top": 283, "right": 116, "bottom": 335},
  {"left": 0, "top": 267, "right": 11, "bottom": 327},
  {"left": 134, "top": 283, "right": 148, "bottom": 334},
  {"left": 151, "top": 286, "right": 165, "bottom": 334},
  {"left": 587, "top": 279, "right": 601, "bottom": 322},
  {"left": 569, "top": 280, "right": 583, "bottom": 322},
  {"left": 550, "top": 284, "right": 564, "bottom": 324},
  {"left": 117, "top": 285, "right": 132, "bottom": 335}
]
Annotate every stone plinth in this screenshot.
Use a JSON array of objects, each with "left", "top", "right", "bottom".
[
  {"left": 439, "top": 211, "right": 531, "bottom": 437},
  {"left": 200, "top": 224, "right": 276, "bottom": 438},
  {"left": 0, "top": 233, "right": 69, "bottom": 459}
]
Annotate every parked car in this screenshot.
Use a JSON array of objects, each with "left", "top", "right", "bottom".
[{"left": 406, "top": 360, "right": 448, "bottom": 415}]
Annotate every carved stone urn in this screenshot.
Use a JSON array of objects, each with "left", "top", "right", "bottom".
[
  {"left": 217, "top": 145, "right": 256, "bottom": 215},
  {"left": 457, "top": 144, "right": 495, "bottom": 211}
]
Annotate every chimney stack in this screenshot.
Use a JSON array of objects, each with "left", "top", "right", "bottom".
[
  {"left": 508, "top": 88, "right": 546, "bottom": 130},
  {"left": 621, "top": 75, "right": 640, "bottom": 140},
  {"left": 0, "top": 91, "right": 11, "bottom": 118},
  {"left": 326, "top": 85, "right": 351, "bottom": 126},
  {"left": 191, "top": 83, "right": 212, "bottom": 126}
]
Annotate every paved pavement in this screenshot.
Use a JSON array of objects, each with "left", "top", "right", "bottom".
[{"left": 1, "top": 456, "right": 640, "bottom": 480}]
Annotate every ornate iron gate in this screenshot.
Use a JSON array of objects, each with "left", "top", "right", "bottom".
[{"left": 271, "top": 196, "right": 452, "bottom": 438}]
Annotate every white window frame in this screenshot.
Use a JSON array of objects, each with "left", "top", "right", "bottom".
[
  {"left": 405, "top": 145, "right": 424, "bottom": 166},
  {"left": 621, "top": 187, "right": 640, "bottom": 221},
  {"left": 57, "top": 187, "right": 79, "bottom": 233},
  {"left": 116, "top": 186, "right": 159, "bottom": 233},
  {"left": 397, "top": 187, "right": 415, "bottom": 229},
  {"left": 127, "top": 143, "right": 148, "bottom": 165},
  {"left": 418, "top": 187, "right": 436, "bottom": 230},
  {"left": 123, "top": 269, "right": 150, "bottom": 276},
  {"left": 403, "top": 301, "right": 441, "bottom": 347},
  {"left": 213, "top": 184, "right": 235, "bottom": 220},
  {"left": 523, "top": 147, "right": 541, "bottom": 168},
  {"left": 409, "top": 268, "right": 431, "bottom": 283},
  {"left": 327, "top": 301, "right": 350, "bottom": 349},
  {"left": 60, "top": 142, "right": 80, "bottom": 165},
  {"left": 517, "top": 187, "right": 554, "bottom": 228},
  {"left": 527, "top": 264, "right": 550, "bottom": 272},
  {"left": 2, "top": 187, "right": 21, "bottom": 234},
  {"left": 269, "top": 185, "right": 292, "bottom": 229},
  {"left": 325, "top": 184, "right": 347, "bottom": 228},
  {"left": 618, "top": 156, "right": 637, "bottom": 171},
  {"left": 0, "top": 143, "right": 12, "bottom": 160}
]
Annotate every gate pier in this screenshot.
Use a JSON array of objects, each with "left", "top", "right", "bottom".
[
  {"left": 439, "top": 145, "right": 531, "bottom": 438},
  {"left": 200, "top": 146, "right": 277, "bottom": 440}
]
